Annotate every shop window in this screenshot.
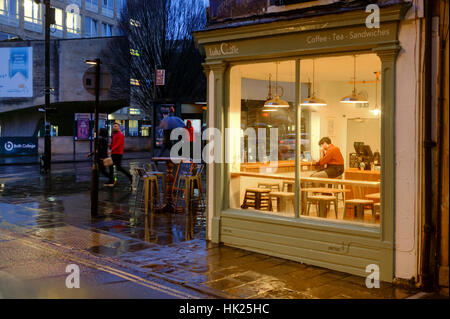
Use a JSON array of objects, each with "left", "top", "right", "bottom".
[{"left": 229, "top": 54, "right": 382, "bottom": 226}]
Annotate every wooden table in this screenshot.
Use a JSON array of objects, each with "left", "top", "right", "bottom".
[
  {"left": 151, "top": 157, "right": 188, "bottom": 213},
  {"left": 300, "top": 188, "right": 348, "bottom": 216},
  {"left": 269, "top": 192, "right": 295, "bottom": 213},
  {"left": 365, "top": 192, "right": 380, "bottom": 200}
]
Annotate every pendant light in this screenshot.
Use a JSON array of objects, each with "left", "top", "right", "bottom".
[
  {"left": 264, "top": 62, "right": 289, "bottom": 108},
  {"left": 370, "top": 71, "right": 381, "bottom": 116},
  {"left": 340, "top": 55, "right": 368, "bottom": 104},
  {"left": 300, "top": 59, "right": 327, "bottom": 106}
]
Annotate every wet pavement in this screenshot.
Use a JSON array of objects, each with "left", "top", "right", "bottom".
[{"left": 0, "top": 159, "right": 422, "bottom": 299}]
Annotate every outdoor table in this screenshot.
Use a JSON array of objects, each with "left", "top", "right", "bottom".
[{"left": 151, "top": 157, "right": 188, "bottom": 213}]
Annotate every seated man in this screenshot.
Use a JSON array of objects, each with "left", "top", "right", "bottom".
[{"left": 311, "top": 137, "right": 345, "bottom": 179}]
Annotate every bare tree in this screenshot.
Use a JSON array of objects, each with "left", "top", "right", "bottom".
[{"left": 110, "top": 0, "right": 207, "bottom": 115}]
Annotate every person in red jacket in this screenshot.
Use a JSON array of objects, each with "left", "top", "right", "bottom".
[
  {"left": 311, "top": 137, "right": 345, "bottom": 179},
  {"left": 107, "top": 123, "right": 132, "bottom": 186},
  {"left": 186, "top": 120, "right": 195, "bottom": 160}
]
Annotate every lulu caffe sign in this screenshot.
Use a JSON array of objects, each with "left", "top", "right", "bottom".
[
  {"left": 208, "top": 42, "right": 239, "bottom": 57},
  {"left": 0, "top": 137, "right": 38, "bottom": 156}
]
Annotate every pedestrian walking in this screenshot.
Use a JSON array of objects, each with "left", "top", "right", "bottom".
[
  {"left": 109, "top": 123, "right": 133, "bottom": 186},
  {"left": 87, "top": 128, "right": 114, "bottom": 186},
  {"left": 186, "top": 120, "right": 194, "bottom": 160}
]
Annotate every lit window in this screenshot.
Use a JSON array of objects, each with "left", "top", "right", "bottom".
[
  {"left": 53, "top": 7, "right": 63, "bottom": 31},
  {"left": 1, "top": 0, "right": 18, "bottom": 18},
  {"left": 66, "top": 10, "right": 80, "bottom": 34},
  {"left": 24, "top": 0, "right": 42, "bottom": 24},
  {"left": 129, "top": 108, "right": 141, "bottom": 115}
]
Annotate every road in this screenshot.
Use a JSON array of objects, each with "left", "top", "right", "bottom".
[{"left": 0, "top": 229, "right": 206, "bottom": 299}]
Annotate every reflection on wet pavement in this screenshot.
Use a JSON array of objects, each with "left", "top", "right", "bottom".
[{"left": 0, "top": 160, "right": 206, "bottom": 256}]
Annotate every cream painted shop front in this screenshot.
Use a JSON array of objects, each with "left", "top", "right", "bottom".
[{"left": 194, "top": 1, "right": 423, "bottom": 283}]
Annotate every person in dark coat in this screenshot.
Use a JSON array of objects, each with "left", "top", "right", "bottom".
[{"left": 87, "top": 128, "right": 114, "bottom": 186}]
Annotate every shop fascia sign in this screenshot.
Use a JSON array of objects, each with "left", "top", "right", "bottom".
[{"left": 208, "top": 42, "right": 239, "bottom": 57}]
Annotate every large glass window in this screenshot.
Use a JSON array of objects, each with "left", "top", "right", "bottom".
[{"left": 229, "top": 54, "right": 382, "bottom": 226}]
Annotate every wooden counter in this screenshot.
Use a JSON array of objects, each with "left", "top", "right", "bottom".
[{"left": 240, "top": 160, "right": 319, "bottom": 173}]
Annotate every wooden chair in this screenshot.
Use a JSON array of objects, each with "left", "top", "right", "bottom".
[
  {"left": 344, "top": 199, "right": 375, "bottom": 222},
  {"left": 258, "top": 182, "right": 280, "bottom": 192},
  {"left": 241, "top": 188, "right": 272, "bottom": 211},
  {"left": 282, "top": 181, "right": 295, "bottom": 192},
  {"left": 133, "top": 168, "right": 160, "bottom": 214},
  {"left": 306, "top": 195, "right": 338, "bottom": 218}
]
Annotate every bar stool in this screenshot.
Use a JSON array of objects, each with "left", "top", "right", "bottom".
[
  {"left": 241, "top": 188, "right": 272, "bottom": 211},
  {"left": 344, "top": 199, "right": 375, "bottom": 222},
  {"left": 133, "top": 168, "right": 160, "bottom": 214},
  {"left": 145, "top": 163, "right": 166, "bottom": 194},
  {"left": 331, "top": 174, "right": 345, "bottom": 204},
  {"left": 173, "top": 166, "right": 204, "bottom": 213},
  {"left": 306, "top": 195, "right": 338, "bottom": 218}
]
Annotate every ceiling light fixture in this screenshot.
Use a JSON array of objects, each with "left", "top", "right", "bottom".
[
  {"left": 300, "top": 59, "right": 327, "bottom": 106},
  {"left": 264, "top": 62, "right": 289, "bottom": 108},
  {"left": 340, "top": 55, "right": 369, "bottom": 104}
]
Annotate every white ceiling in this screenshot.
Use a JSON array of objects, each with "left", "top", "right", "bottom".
[{"left": 237, "top": 54, "right": 382, "bottom": 83}]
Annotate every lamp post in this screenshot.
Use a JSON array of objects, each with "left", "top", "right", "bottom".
[
  {"left": 86, "top": 59, "right": 101, "bottom": 217},
  {"left": 35, "top": 0, "right": 55, "bottom": 172}
]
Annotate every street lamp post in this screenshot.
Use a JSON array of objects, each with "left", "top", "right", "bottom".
[
  {"left": 86, "top": 59, "right": 101, "bottom": 217},
  {"left": 36, "top": 0, "right": 55, "bottom": 172}
]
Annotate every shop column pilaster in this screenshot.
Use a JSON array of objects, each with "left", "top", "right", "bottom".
[
  {"left": 374, "top": 44, "right": 400, "bottom": 281},
  {"left": 207, "top": 61, "right": 228, "bottom": 243}
]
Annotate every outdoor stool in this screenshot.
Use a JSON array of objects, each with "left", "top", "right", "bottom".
[
  {"left": 145, "top": 163, "right": 166, "bottom": 194},
  {"left": 306, "top": 195, "right": 338, "bottom": 218},
  {"left": 174, "top": 174, "right": 204, "bottom": 213},
  {"left": 133, "top": 168, "right": 159, "bottom": 214},
  {"left": 143, "top": 175, "right": 160, "bottom": 215},
  {"left": 241, "top": 188, "right": 272, "bottom": 211},
  {"left": 344, "top": 199, "right": 374, "bottom": 222},
  {"left": 269, "top": 192, "right": 294, "bottom": 213}
]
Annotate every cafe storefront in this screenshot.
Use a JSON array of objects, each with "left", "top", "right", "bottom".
[{"left": 194, "top": 2, "right": 418, "bottom": 282}]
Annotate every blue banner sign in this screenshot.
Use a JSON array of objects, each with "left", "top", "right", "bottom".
[{"left": 0, "top": 137, "right": 38, "bottom": 156}]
